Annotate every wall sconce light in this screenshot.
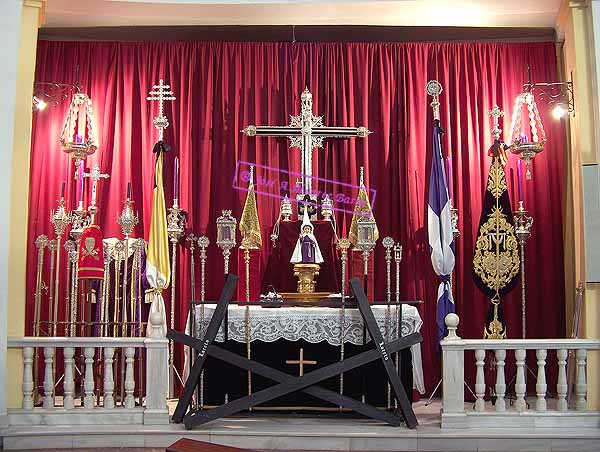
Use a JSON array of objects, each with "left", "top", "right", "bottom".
[
  {"left": 523, "top": 70, "right": 575, "bottom": 120},
  {"left": 32, "top": 82, "right": 81, "bottom": 111}
]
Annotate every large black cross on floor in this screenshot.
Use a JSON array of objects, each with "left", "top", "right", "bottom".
[{"left": 168, "top": 274, "right": 422, "bottom": 429}]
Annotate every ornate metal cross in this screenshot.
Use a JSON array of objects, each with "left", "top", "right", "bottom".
[
  {"left": 147, "top": 79, "right": 176, "bottom": 141},
  {"left": 82, "top": 164, "right": 109, "bottom": 220},
  {"left": 489, "top": 105, "right": 504, "bottom": 140},
  {"left": 286, "top": 348, "right": 317, "bottom": 376},
  {"left": 242, "top": 88, "right": 370, "bottom": 195}
]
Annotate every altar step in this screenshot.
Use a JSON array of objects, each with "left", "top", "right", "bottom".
[{"left": 2, "top": 402, "right": 600, "bottom": 452}]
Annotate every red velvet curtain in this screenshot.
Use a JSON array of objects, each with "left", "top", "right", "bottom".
[{"left": 28, "top": 40, "right": 564, "bottom": 394}]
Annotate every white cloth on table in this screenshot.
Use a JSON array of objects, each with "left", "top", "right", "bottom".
[{"left": 194, "top": 304, "right": 425, "bottom": 394}]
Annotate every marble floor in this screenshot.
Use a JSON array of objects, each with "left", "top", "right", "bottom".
[{"left": 2, "top": 400, "right": 600, "bottom": 451}]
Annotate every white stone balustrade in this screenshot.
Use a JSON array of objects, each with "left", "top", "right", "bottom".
[
  {"left": 441, "top": 313, "right": 600, "bottom": 429},
  {"left": 7, "top": 311, "right": 169, "bottom": 426}
]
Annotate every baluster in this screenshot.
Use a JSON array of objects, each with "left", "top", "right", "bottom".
[
  {"left": 576, "top": 348, "right": 587, "bottom": 411},
  {"left": 84, "top": 347, "right": 95, "bottom": 409},
  {"left": 63, "top": 347, "right": 75, "bottom": 410},
  {"left": 494, "top": 349, "right": 506, "bottom": 412},
  {"left": 474, "top": 349, "right": 486, "bottom": 412},
  {"left": 22, "top": 347, "right": 34, "bottom": 410},
  {"left": 556, "top": 349, "right": 568, "bottom": 411},
  {"left": 43, "top": 347, "right": 55, "bottom": 409},
  {"left": 124, "top": 347, "right": 135, "bottom": 409},
  {"left": 535, "top": 349, "right": 547, "bottom": 412},
  {"left": 104, "top": 347, "right": 115, "bottom": 409},
  {"left": 514, "top": 349, "right": 527, "bottom": 412}
]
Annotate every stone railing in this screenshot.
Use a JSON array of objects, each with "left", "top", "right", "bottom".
[
  {"left": 441, "top": 313, "right": 600, "bottom": 429},
  {"left": 7, "top": 312, "right": 169, "bottom": 426}
]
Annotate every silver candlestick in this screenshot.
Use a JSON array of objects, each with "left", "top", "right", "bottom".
[
  {"left": 514, "top": 200, "right": 533, "bottom": 339},
  {"left": 166, "top": 203, "right": 186, "bottom": 397},
  {"left": 117, "top": 197, "right": 139, "bottom": 337},
  {"left": 50, "top": 196, "right": 69, "bottom": 336}
]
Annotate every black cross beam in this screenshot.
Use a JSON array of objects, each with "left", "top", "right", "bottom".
[
  {"left": 168, "top": 276, "right": 421, "bottom": 429},
  {"left": 171, "top": 273, "right": 239, "bottom": 423}
]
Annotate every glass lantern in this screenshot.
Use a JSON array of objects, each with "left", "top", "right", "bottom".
[
  {"left": 216, "top": 210, "right": 237, "bottom": 250},
  {"left": 59, "top": 92, "right": 98, "bottom": 165},
  {"left": 356, "top": 216, "right": 377, "bottom": 252},
  {"left": 321, "top": 194, "right": 334, "bottom": 221},
  {"left": 508, "top": 92, "right": 546, "bottom": 179}
]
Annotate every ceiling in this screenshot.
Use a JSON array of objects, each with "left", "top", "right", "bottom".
[{"left": 43, "top": 0, "right": 563, "bottom": 29}]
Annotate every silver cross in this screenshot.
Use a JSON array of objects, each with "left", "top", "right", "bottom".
[{"left": 147, "top": 79, "right": 176, "bottom": 141}]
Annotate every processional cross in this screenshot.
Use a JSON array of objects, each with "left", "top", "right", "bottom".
[
  {"left": 242, "top": 88, "right": 371, "bottom": 195},
  {"left": 82, "top": 164, "right": 109, "bottom": 221},
  {"left": 147, "top": 79, "right": 176, "bottom": 140}
]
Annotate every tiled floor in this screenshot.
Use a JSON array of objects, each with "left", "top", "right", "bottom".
[{"left": 3, "top": 400, "right": 600, "bottom": 451}]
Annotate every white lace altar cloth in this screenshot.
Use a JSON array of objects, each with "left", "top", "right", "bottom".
[{"left": 194, "top": 304, "right": 425, "bottom": 394}]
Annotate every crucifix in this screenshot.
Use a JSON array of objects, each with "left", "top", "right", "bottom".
[
  {"left": 82, "top": 164, "right": 110, "bottom": 223},
  {"left": 242, "top": 88, "right": 370, "bottom": 197},
  {"left": 489, "top": 104, "right": 504, "bottom": 140},
  {"left": 147, "top": 79, "right": 176, "bottom": 141},
  {"left": 286, "top": 348, "right": 317, "bottom": 377}
]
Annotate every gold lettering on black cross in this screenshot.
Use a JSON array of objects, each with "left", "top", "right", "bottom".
[{"left": 286, "top": 348, "right": 317, "bottom": 376}]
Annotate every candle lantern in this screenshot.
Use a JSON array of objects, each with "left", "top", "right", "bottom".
[
  {"left": 59, "top": 92, "right": 98, "bottom": 166},
  {"left": 321, "top": 194, "right": 334, "bottom": 221},
  {"left": 356, "top": 216, "right": 377, "bottom": 251},
  {"left": 217, "top": 210, "right": 237, "bottom": 248},
  {"left": 216, "top": 210, "right": 237, "bottom": 274},
  {"left": 280, "top": 195, "right": 293, "bottom": 222},
  {"left": 508, "top": 92, "right": 546, "bottom": 180}
]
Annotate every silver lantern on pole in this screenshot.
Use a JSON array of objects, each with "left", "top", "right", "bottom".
[{"left": 216, "top": 210, "right": 237, "bottom": 274}]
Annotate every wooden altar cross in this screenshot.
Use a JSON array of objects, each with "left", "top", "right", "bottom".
[
  {"left": 168, "top": 275, "right": 421, "bottom": 430},
  {"left": 242, "top": 88, "right": 371, "bottom": 195},
  {"left": 286, "top": 348, "right": 317, "bottom": 376}
]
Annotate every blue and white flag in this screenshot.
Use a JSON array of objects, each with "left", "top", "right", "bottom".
[{"left": 427, "top": 119, "right": 455, "bottom": 344}]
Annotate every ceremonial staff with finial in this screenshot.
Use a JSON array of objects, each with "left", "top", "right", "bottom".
[
  {"left": 505, "top": 95, "right": 534, "bottom": 340},
  {"left": 197, "top": 235, "right": 209, "bottom": 409},
  {"left": 185, "top": 232, "right": 198, "bottom": 408},
  {"left": 239, "top": 164, "right": 262, "bottom": 408},
  {"left": 382, "top": 236, "right": 395, "bottom": 410},
  {"left": 146, "top": 78, "right": 178, "bottom": 396},
  {"left": 336, "top": 237, "right": 351, "bottom": 411},
  {"left": 393, "top": 243, "right": 403, "bottom": 409},
  {"left": 50, "top": 182, "right": 69, "bottom": 336},
  {"left": 117, "top": 183, "right": 138, "bottom": 337}
]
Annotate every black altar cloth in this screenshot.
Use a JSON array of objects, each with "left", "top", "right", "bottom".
[
  {"left": 201, "top": 340, "right": 413, "bottom": 409},
  {"left": 263, "top": 220, "right": 340, "bottom": 293}
]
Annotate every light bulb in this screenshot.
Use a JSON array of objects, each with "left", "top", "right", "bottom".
[
  {"left": 33, "top": 96, "right": 47, "bottom": 111},
  {"left": 552, "top": 104, "right": 567, "bottom": 120}
]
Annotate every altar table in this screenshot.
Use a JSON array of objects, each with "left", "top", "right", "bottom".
[{"left": 195, "top": 304, "right": 425, "bottom": 395}]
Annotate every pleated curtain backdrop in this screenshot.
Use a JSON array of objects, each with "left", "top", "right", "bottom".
[{"left": 28, "top": 40, "right": 565, "bottom": 394}]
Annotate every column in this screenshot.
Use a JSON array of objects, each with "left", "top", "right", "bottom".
[
  {"left": 2, "top": 0, "right": 46, "bottom": 419},
  {"left": 556, "top": 0, "right": 600, "bottom": 410}
]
